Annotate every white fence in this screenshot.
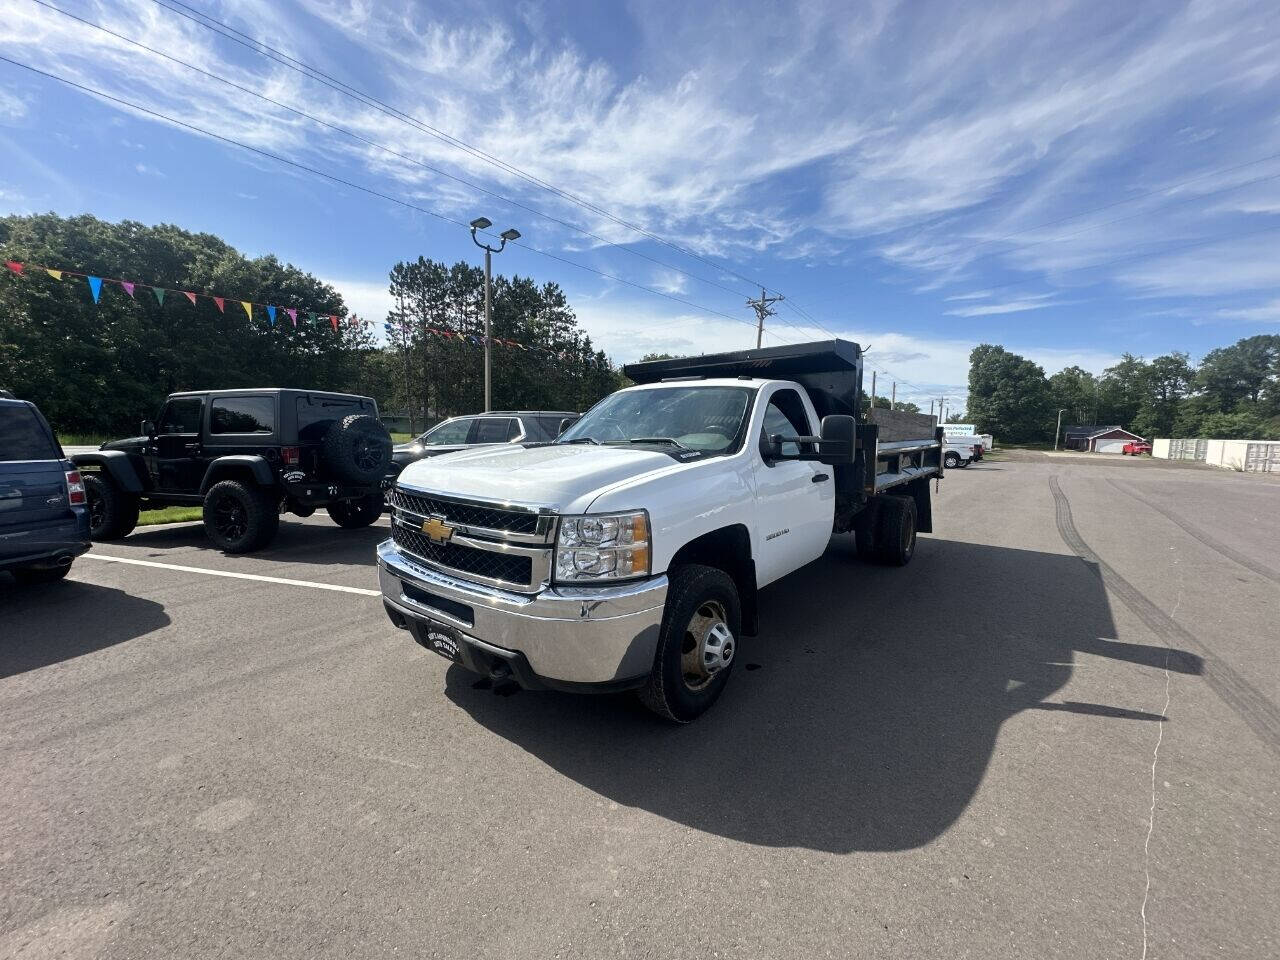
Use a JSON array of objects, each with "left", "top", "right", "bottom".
[{"left": 1153, "top": 438, "right": 1280, "bottom": 472}]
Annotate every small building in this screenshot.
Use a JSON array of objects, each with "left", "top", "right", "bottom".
[{"left": 1062, "top": 425, "right": 1145, "bottom": 452}]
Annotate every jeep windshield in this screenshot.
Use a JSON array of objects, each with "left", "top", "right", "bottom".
[{"left": 558, "top": 385, "right": 754, "bottom": 455}]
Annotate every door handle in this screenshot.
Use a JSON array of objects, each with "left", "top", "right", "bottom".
[{"left": 811, "top": 472, "right": 829, "bottom": 483}]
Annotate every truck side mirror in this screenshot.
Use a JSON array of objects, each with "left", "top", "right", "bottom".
[
  {"left": 141, "top": 420, "right": 156, "bottom": 437},
  {"left": 818, "top": 415, "right": 855, "bottom": 465}
]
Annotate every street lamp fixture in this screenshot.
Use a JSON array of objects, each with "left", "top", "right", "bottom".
[{"left": 469, "top": 216, "right": 521, "bottom": 412}]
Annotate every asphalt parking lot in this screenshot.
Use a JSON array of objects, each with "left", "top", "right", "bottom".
[{"left": 2, "top": 455, "right": 1278, "bottom": 959}]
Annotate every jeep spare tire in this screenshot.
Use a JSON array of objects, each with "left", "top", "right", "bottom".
[{"left": 321, "top": 414, "right": 392, "bottom": 484}]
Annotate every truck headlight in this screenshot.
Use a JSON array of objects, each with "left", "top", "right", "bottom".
[{"left": 554, "top": 510, "right": 650, "bottom": 583}]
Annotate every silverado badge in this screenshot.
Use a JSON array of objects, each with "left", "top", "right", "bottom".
[{"left": 420, "top": 515, "right": 455, "bottom": 544}]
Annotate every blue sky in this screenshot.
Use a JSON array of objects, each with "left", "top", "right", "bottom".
[{"left": 2, "top": 0, "right": 1279, "bottom": 411}]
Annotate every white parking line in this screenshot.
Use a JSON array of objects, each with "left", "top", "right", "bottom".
[{"left": 83, "top": 553, "right": 382, "bottom": 597}]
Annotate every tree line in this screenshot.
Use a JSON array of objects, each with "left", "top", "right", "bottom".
[
  {"left": 966, "top": 338, "right": 1280, "bottom": 444},
  {"left": 0, "top": 214, "right": 622, "bottom": 436}
]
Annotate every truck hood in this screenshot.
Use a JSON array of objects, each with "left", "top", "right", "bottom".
[{"left": 395, "top": 443, "right": 676, "bottom": 512}]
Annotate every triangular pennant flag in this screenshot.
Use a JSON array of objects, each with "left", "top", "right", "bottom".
[
  {"left": 184, "top": 291, "right": 197, "bottom": 305},
  {"left": 348, "top": 315, "right": 360, "bottom": 326},
  {"left": 267, "top": 305, "right": 277, "bottom": 326},
  {"left": 4, "top": 260, "right": 23, "bottom": 275},
  {"left": 241, "top": 301, "right": 253, "bottom": 320},
  {"left": 308, "top": 312, "right": 317, "bottom": 324},
  {"left": 46, "top": 269, "right": 63, "bottom": 281},
  {"left": 120, "top": 281, "right": 135, "bottom": 297},
  {"left": 153, "top": 287, "right": 166, "bottom": 306},
  {"left": 213, "top": 296, "right": 225, "bottom": 313},
  {"left": 87, "top": 276, "right": 102, "bottom": 303},
  {"left": 329, "top": 315, "right": 339, "bottom": 331},
  {"left": 286, "top": 308, "right": 297, "bottom": 327}
]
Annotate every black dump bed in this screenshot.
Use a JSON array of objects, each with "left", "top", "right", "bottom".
[{"left": 623, "top": 340, "right": 864, "bottom": 421}]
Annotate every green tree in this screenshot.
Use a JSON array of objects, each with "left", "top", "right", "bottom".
[
  {"left": 385, "top": 256, "right": 622, "bottom": 420},
  {"left": 0, "top": 213, "right": 373, "bottom": 435},
  {"left": 1048, "top": 365, "right": 1098, "bottom": 426},
  {"left": 966, "top": 344, "right": 1052, "bottom": 443},
  {"left": 1196, "top": 335, "right": 1280, "bottom": 413},
  {"left": 1132, "top": 352, "right": 1193, "bottom": 439},
  {"left": 1096, "top": 353, "right": 1149, "bottom": 428}
]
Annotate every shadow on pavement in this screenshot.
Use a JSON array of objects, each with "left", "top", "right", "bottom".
[
  {"left": 445, "top": 536, "right": 1201, "bottom": 853},
  {"left": 0, "top": 578, "right": 170, "bottom": 678},
  {"left": 107, "top": 519, "right": 390, "bottom": 566}
]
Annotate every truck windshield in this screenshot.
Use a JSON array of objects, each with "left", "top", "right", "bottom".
[{"left": 559, "top": 386, "right": 754, "bottom": 454}]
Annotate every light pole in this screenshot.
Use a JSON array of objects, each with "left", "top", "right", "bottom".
[
  {"left": 1054, "top": 408, "right": 1068, "bottom": 450},
  {"left": 469, "top": 216, "right": 521, "bottom": 412}
]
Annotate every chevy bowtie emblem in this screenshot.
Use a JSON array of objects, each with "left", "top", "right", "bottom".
[{"left": 420, "top": 515, "right": 455, "bottom": 544}]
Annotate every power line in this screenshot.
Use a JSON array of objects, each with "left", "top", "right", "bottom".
[
  {"left": 146, "top": 0, "right": 789, "bottom": 299},
  {"left": 30, "top": 0, "right": 759, "bottom": 305},
  {"left": 0, "top": 54, "right": 793, "bottom": 343}
]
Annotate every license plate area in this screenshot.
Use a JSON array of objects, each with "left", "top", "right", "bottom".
[{"left": 417, "top": 619, "right": 463, "bottom": 663}]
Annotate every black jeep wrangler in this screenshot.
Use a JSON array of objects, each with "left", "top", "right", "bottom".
[{"left": 72, "top": 389, "right": 393, "bottom": 553}]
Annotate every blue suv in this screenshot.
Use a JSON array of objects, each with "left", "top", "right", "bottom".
[{"left": 0, "top": 394, "right": 91, "bottom": 583}]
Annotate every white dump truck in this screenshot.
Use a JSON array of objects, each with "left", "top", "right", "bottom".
[{"left": 377, "top": 340, "right": 946, "bottom": 721}]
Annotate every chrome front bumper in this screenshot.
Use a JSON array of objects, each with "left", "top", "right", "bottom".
[{"left": 377, "top": 539, "right": 667, "bottom": 686}]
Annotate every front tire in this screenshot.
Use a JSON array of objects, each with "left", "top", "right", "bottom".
[
  {"left": 203, "top": 480, "right": 279, "bottom": 553},
  {"left": 944, "top": 452, "right": 961, "bottom": 469},
  {"left": 83, "top": 473, "right": 139, "bottom": 540},
  {"left": 326, "top": 493, "right": 383, "bottom": 528},
  {"left": 638, "top": 564, "right": 741, "bottom": 723}
]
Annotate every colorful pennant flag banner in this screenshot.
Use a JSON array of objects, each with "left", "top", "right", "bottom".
[{"left": 0, "top": 258, "right": 374, "bottom": 334}]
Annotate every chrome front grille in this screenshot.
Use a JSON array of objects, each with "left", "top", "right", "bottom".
[
  {"left": 389, "top": 489, "right": 541, "bottom": 536},
  {"left": 389, "top": 485, "right": 555, "bottom": 592}
]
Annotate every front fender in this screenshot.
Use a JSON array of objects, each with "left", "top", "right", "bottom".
[
  {"left": 200, "top": 455, "right": 275, "bottom": 494},
  {"left": 71, "top": 450, "right": 146, "bottom": 493}
]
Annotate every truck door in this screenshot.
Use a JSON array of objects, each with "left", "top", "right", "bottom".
[
  {"left": 751, "top": 387, "right": 835, "bottom": 586},
  {"left": 149, "top": 395, "right": 207, "bottom": 493}
]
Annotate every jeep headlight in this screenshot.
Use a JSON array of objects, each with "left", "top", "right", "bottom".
[{"left": 554, "top": 511, "right": 650, "bottom": 583}]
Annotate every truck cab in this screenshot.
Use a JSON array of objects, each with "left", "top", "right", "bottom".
[{"left": 378, "top": 340, "right": 944, "bottom": 721}]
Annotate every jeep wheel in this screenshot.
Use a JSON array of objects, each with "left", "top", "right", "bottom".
[
  {"left": 322, "top": 414, "right": 393, "bottom": 485},
  {"left": 327, "top": 493, "right": 383, "bottom": 528},
  {"left": 638, "top": 564, "right": 740, "bottom": 723},
  {"left": 83, "top": 473, "right": 139, "bottom": 540},
  {"left": 203, "top": 480, "right": 279, "bottom": 553}
]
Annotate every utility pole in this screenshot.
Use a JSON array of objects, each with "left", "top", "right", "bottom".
[
  {"left": 746, "top": 287, "right": 784, "bottom": 349},
  {"left": 929, "top": 399, "right": 935, "bottom": 421},
  {"left": 395, "top": 293, "right": 414, "bottom": 435},
  {"left": 870, "top": 371, "right": 877, "bottom": 407},
  {"left": 891, "top": 382, "right": 896, "bottom": 408}
]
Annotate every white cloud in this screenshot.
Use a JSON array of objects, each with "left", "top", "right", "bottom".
[
  {"left": 1215, "top": 298, "right": 1280, "bottom": 323},
  {"left": 3, "top": 0, "right": 1278, "bottom": 324},
  {"left": 134, "top": 162, "right": 164, "bottom": 177},
  {"left": 325, "top": 276, "right": 394, "bottom": 329},
  {"left": 944, "top": 294, "right": 1062, "bottom": 317},
  {"left": 0, "top": 87, "right": 26, "bottom": 122}
]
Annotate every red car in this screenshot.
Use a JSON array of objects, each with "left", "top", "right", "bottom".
[{"left": 1122, "top": 441, "right": 1151, "bottom": 455}]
